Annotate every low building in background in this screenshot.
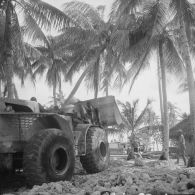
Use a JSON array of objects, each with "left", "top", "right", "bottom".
[{"left": 109, "top": 141, "right": 127, "bottom": 155}]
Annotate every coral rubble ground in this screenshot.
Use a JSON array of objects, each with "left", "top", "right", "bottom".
[{"left": 2, "top": 158, "right": 195, "bottom": 195}]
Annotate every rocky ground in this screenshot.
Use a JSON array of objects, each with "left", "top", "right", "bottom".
[{"left": 2, "top": 157, "right": 195, "bottom": 195}]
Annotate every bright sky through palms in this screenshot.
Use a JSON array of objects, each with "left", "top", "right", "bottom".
[{"left": 16, "top": 0, "right": 189, "bottom": 116}]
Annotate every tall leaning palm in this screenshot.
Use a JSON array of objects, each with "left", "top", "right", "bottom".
[
  {"left": 157, "top": 30, "right": 184, "bottom": 159},
  {"left": 0, "top": 0, "right": 73, "bottom": 98},
  {"left": 55, "top": 1, "right": 104, "bottom": 102},
  {"left": 170, "top": 0, "right": 195, "bottom": 165},
  {"left": 111, "top": 0, "right": 184, "bottom": 159},
  {"left": 59, "top": 1, "right": 126, "bottom": 104}
]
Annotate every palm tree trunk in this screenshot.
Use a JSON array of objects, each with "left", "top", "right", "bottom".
[
  {"left": 4, "top": 1, "right": 14, "bottom": 98},
  {"left": 157, "top": 50, "right": 164, "bottom": 125},
  {"left": 159, "top": 41, "right": 169, "bottom": 160},
  {"left": 53, "top": 82, "right": 57, "bottom": 107},
  {"left": 94, "top": 88, "right": 98, "bottom": 99},
  {"left": 13, "top": 84, "right": 18, "bottom": 99},
  {"left": 106, "top": 84, "right": 109, "bottom": 96},
  {"left": 0, "top": 79, "right": 2, "bottom": 98},
  {"left": 94, "top": 57, "right": 100, "bottom": 99},
  {"left": 180, "top": 18, "right": 195, "bottom": 165},
  {"left": 64, "top": 66, "right": 89, "bottom": 105},
  {"left": 156, "top": 141, "right": 159, "bottom": 151},
  {"left": 58, "top": 74, "right": 63, "bottom": 103},
  {"left": 130, "top": 130, "right": 135, "bottom": 156},
  {"left": 157, "top": 49, "right": 164, "bottom": 147},
  {"left": 59, "top": 75, "right": 62, "bottom": 95}
]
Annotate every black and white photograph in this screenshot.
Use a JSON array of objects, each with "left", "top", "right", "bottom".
[{"left": 0, "top": 0, "right": 195, "bottom": 194}]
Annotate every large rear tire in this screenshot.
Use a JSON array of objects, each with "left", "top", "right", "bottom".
[
  {"left": 23, "top": 128, "right": 75, "bottom": 186},
  {"left": 80, "top": 127, "right": 110, "bottom": 173}
]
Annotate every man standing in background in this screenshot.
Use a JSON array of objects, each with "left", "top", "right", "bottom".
[{"left": 176, "top": 129, "right": 187, "bottom": 166}]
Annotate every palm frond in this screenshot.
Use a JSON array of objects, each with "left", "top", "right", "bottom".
[
  {"left": 23, "top": 0, "right": 73, "bottom": 30},
  {"left": 85, "top": 55, "right": 101, "bottom": 94},
  {"left": 143, "top": 0, "right": 168, "bottom": 37},
  {"left": 170, "top": 0, "right": 195, "bottom": 27},
  {"left": 23, "top": 11, "right": 50, "bottom": 47},
  {"left": 134, "top": 99, "right": 152, "bottom": 128},
  {"left": 163, "top": 35, "right": 185, "bottom": 77},
  {"left": 32, "top": 54, "right": 52, "bottom": 77},
  {"left": 64, "top": 66, "right": 90, "bottom": 105},
  {"left": 62, "top": 1, "right": 103, "bottom": 30},
  {"left": 120, "top": 115, "right": 132, "bottom": 129},
  {"left": 54, "top": 27, "right": 97, "bottom": 49},
  {"left": 101, "top": 47, "right": 124, "bottom": 92},
  {"left": 66, "top": 42, "right": 105, "bottom": 81},
  {"left": 24, "top": 42, "right": 42, "bottom": 59},
  {"left": 190, "top": 25, "right": 195, "bottom": 55},
  {"left": 177, "top": 78, "right": 195, "bottom": 93},
  {"left": 124, "top": 39, "right": 154, "bottom": 93},
  {"left": 46, "top": 64, "right": 61, "bottom": 87},
  {"left": 112, "top": 60, "right": 127, "bottom": 90},
  {"left": 15, "top": 0, "right": 50, "bottom": 33},
  {"left": 110, "top": 0, "right": 144, "bottom": 22},
  {"left": 111, "top": 28, "right": 131, "bottom": 62},
  {"left": 171, "top": 0, "right": 195, "bottom": 50},
  {"left": 10, "top": 8, "right": 26, "bottom": 68},
  {"left": 32, "top": 62, "right": 47, "bottom": 77},
  {"left": 54, "top": 58, "right": 67, "bottom": 72},
  {"left": 65, "top": 50, "right": 87, "bottom": 81}
]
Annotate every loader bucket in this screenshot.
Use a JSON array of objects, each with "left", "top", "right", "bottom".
[{"left": 77, "top": 96, "right": 123, "bottom": 126}]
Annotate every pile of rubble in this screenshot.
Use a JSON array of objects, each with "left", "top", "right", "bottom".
[{"left": 5, "top": 159, "right": 195, "bottom": 195}]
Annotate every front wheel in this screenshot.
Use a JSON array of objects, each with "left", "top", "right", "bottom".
[
  {"left": 23, "top": 128, "right": 75, "bottom": 186},
  {"left": 80, "top": 127, "right": 110, "bottom": 173}
]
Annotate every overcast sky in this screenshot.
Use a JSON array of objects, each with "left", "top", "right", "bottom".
[{"left": 16, "top": 0, "right": 190, "bottom": 116}]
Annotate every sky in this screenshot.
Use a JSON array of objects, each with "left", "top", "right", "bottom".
[{"left": 16, "top": 0, "right": 190, "bottom": 116}]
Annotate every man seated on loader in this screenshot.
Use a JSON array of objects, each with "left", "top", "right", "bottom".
[{"left": 30, "top": 97, "right": 46, "bottom": 112}]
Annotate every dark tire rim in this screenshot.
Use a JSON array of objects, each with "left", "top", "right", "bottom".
[
  {"left": 50, "top": 146, "right": 69, "bottom": 175},
  {"left": 99, "top": 141, "right": 107, "bottom": 158}
]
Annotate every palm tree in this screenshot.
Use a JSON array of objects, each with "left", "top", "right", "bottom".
[
  {"left": 142, "top": 106, "right": 162, "bottom": 150},
  {"left": 118, "top": 99, "right": 152, "bottom": 154},
  {"left": 111, "top": 0, "right": 169, "bottom": 156},
  {"left": 0, "top": 0, "right": 74, "bottom": 98},
  {"left": 0, "top": 12, "right": 36, "bottom": 99},
  {"left": 170, "top": 0, "right": 195, "bottom": 165},
  {"left": 32, "top": 55, "right": 67, "bottom": 107},
  {"left": 58, "top": 2, "right": 126, "bottom": 104},
  {"left": 26, "top": 0, "right": 105, "bottom": 106},
  {"left": 168, "top": 102, "right": 180, "bottom": 128},
  {"left": 110, "top": 0, "right": 185, "bottom": 159},
  {"left": 54, "top": 2, "right": 104, "bottom": 102},
  {"left": 31, "top": 35, "right": 68, "bottom": 106}
]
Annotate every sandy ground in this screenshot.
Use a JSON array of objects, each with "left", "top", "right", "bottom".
[{"left": 1, "top": 158, "right": 195, "bottom": 195}]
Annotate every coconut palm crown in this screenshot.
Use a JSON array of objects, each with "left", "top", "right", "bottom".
[{"left": 0, "top": 0, "right": 75, "bottom": 98}]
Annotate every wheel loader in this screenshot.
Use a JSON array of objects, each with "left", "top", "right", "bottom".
[{"left": 0, "top": 96, "right": 122, "bottom": 185}]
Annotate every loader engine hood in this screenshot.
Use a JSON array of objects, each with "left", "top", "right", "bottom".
[
  {"left": 76, "top": 96, "right": 123, "bottom": 126},
  {"left": 0, "top": 98, "right": 40, "bottom": 113}
]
